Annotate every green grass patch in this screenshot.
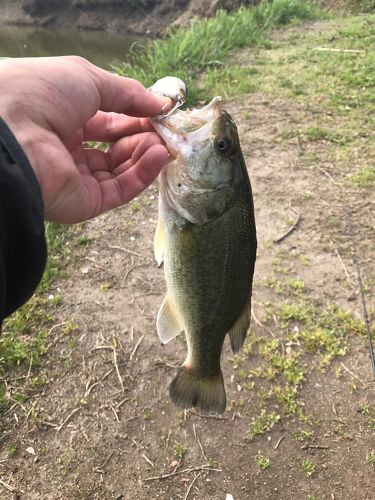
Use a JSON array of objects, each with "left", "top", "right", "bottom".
[
  {"left": 0, "top": 223, "right": 68, "bottom": 408},
  {"left": 113, "top": 0, "right": 323, "bottom": 102},
  {"left": 203, "top": 66, "right": 259, "bottom": 99},
  {"left": 248, "top": 409, "right": 281, "bottom": 438},
  {"left": 280, "top": 301, "right": 364, "bottom": 369},
  {"left": 243, "top": 14, "right": 375, "bottom": 117},
  {"left": 255, "top": 451, "right": 271, "bottom": 469},
  {"left": 302, "top": 458, "right": 316, "bottom": 477},
  {"left": 351, "top": 165, "right": 375, "bottom": 187}
]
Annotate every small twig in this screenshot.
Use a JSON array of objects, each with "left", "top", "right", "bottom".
[
  {"left": 26, "top": 357, "right": 33, "bottom": 380},
  {"left": 101, "top": 367, "right": 115, "bottom": 381},
  {"left": 164, "top": 429, "right": 172, "bottom": 453},
  {"left": 154, "top": 358, "right": 179, "bottom": 369},
  {"left": 144, "top": 465, "right": 221, "bottom": 482},
  {"left": 193, "top": 425, "right": 208, "bottom": 461},
  {"left": 251, "top": 308, "right": 275, "bottom": 337},
  {"left": 142, "top": 453, "right": 155, "bottom": 467},
  {"left": 296, "top": 135, "right": 303, "bottom": 154},
  {"left": 173, "top": 450, "right": 186, "bottom": 473},
  {"left": 82, "top": 256, "right": 105, "bottom": 270},
  {"left": 301, "top": 444, "right": 330, "bottom": 450},
  {"left": 274, "top": 435, "right": 285, "bottom": 450},
  {"left": 122, "top": 266, "right": 137, "bottom": 284},
  {"left": 47, "top": 321, "right": 71, "bottom": 336},
  {"left": 94, "top": 450, "right": 115, "bottom": 473},
  {"left": 0, "top": 478, "right": 21, "bottom": 493},
  {"left": 333, "top": 247, "right": 355, "bottom": 286},
  {"left": 197, "top": 436, "right": 208, "bottom": 461},
  {"left": 84, "top": 381, "right": 100, "bottom": 398},
  {"left": 56, "top": 407, "right": 81, "bottom": 432},
  {"left": 116, "top": 398, "right": 131, "bottom": 410},
  {"left": 101, "top": 450, "right": 114, "bottom": 469},
  {"left": 110, "top": 405, "right": 120, "bottom": 422},
  {"left": 112, "top": 346, "right": 125, "bottom": 393},
  {"left": 313, "top": 47, "right": 365, "bottom": 54},
  {"left": 41, "top": 420, "right": 58, "bottom": 428},
  {"left": 108, "top": 245, "right": 141, "bottom": 257},
  {"left": 340, "top": 362, "right": 366, "bottom": 387},
  {"left": 274, "top": 211, "right": 301, "bottom": 244},
  {"left": 184, "top": 471, "right": 203, "bottom": 500},
  {"left": 130, "top": 335, "right": 145, "bottom": 361},
  {"left": 317, "top": 166, "right": 341, "bottom": 186}
]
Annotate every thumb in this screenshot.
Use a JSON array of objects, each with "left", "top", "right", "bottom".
[{"left": 88, "top": 63, "right": 171, "bottom": 117}]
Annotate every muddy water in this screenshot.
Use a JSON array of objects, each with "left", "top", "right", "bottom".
[{"left": 0, "top": 26, "right": 141, "bottom": 69}]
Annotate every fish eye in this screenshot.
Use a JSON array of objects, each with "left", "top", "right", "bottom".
[{"left": 215, "top": 137, "right": 232, "bottom": 154}]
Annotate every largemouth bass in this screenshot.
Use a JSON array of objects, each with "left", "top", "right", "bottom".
[{"left": 152, "top": 96, "right": 257, "bottom": 414}]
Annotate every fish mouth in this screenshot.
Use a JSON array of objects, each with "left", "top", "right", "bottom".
[{"left": 152, "top": 96, "right": 223, "bottom": 158}]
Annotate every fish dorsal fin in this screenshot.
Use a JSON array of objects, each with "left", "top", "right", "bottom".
[
  {"left": 228, "top": 302, "right": 251, "bottom": 353},
  {"left": 154, "top": 219, "right": 164, "bottom": 267},
  {"left": 156, "top": 295, "right": 183, "bottom": 344}
]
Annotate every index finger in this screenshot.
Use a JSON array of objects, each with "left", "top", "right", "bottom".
[{"left": 83, "top": 112, "right": 155, "bottom": 142}]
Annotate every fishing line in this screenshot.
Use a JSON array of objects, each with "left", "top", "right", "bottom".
[{"left": 348, "top": 208, "right": 375, "bottom": 377}]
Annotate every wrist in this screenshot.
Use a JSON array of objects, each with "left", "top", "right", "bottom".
[{"left": 0, "top": 99, "right": 44, "bottom": 184}]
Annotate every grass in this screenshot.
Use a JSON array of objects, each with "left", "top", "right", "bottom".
[
  {"left": 234, "top": 14, "right": 375, "bottom": 119},
  {"left": 248, "top": 409, "right": 281, "bottom": 439},
  {"left": 351, "top": 165, "right": 375, "bottom": 187},
  {"left": 302, "top": 458, "right": 316, "bottom": 477},
  {"left": 113, "top": 0, "right": 323, "bottom": 102},
  {"left": 0, "top": 223, "right": 68, "bottom": 408},
  {"left": 255, "top": 451, "right": 271, "bottom": 469}
]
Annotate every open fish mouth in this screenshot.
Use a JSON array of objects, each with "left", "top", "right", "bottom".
[{"left": 152, "top": 96, "right": 223, "bottom": 158}]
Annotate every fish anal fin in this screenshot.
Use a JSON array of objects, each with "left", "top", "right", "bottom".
[
  {"left": 228, "top": 302, "right": 251, "bottom": 354},
  {"left": 156, "top": 295, "right": 183, "bottom": 344},
  {"left": 154, "top": 219, "right": 164, "bottom": 267},
  {"left": 169, "top": 367, "right": 226, "bottom": 414}
]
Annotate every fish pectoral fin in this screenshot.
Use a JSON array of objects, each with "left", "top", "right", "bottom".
[
  {"left": 228, "top": 302, "right": 251, "bottom": 354},
  {"left": 156, "top": 295, "right": 183, "bottom": 344},
  {"left": 154, "top": 220, "right": 164, "bottom": 267}
]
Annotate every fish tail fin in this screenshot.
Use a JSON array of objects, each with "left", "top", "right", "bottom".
[{"left": 169, "top": 368, "right": 226, "bottom": 414}]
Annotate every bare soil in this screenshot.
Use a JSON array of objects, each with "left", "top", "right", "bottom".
[{"left": 0, "top": 19, "right": 374, "bottom": 500}]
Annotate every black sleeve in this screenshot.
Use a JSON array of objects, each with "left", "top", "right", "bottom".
[{"left": 0, "top": 117, "right": 47, "bottom": 323}]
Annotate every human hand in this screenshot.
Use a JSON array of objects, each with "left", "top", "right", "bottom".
[{"left": 0, "top": 56, "right": 171, "bottom": 223}]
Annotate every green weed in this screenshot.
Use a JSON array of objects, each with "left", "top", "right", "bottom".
[
  {"left": 302, "top": 458, "right": 316, "bottom": 477},
  {"left": 351, "top": 165, "right": 375, "bottom": 187},
  {"left": 0, "top": 224, "right": 68, "bottom": 406},
  {"left": 255, "top": 451, "right": 271, "bottom": 469},
  {"left": 249, "top": 409, "right": 281, "bottom": 438},
  {"left": 173, "top": 440, "right": 186, "bottom": 459},
  {"left": 294, "top": 428, "right": 315, "bottom": 441}
]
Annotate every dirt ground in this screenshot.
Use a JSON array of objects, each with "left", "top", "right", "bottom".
[{"left": 1, "top": 17, "right": 375, "bottom": 500}]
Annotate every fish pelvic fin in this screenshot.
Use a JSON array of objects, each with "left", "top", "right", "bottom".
[
  {"left": 228, "top": 303, "right": 251, "bottom": 354},
  {"left": 154, "top": 219, "right": 164, "bottom": 267},
  {"left": 169, "top": 367, "right": 226, "bottom": 414},
  {"left": 156, "top": 295, "right": 183, "bottom": 344}
]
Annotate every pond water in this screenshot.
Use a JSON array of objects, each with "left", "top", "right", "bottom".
[{"left": 0, "top": 26, "right": 141, "bottom": 69}]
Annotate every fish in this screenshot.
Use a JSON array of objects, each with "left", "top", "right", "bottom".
[{"left": 151, "top": 95, "right": 257, "bottom": 414}]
